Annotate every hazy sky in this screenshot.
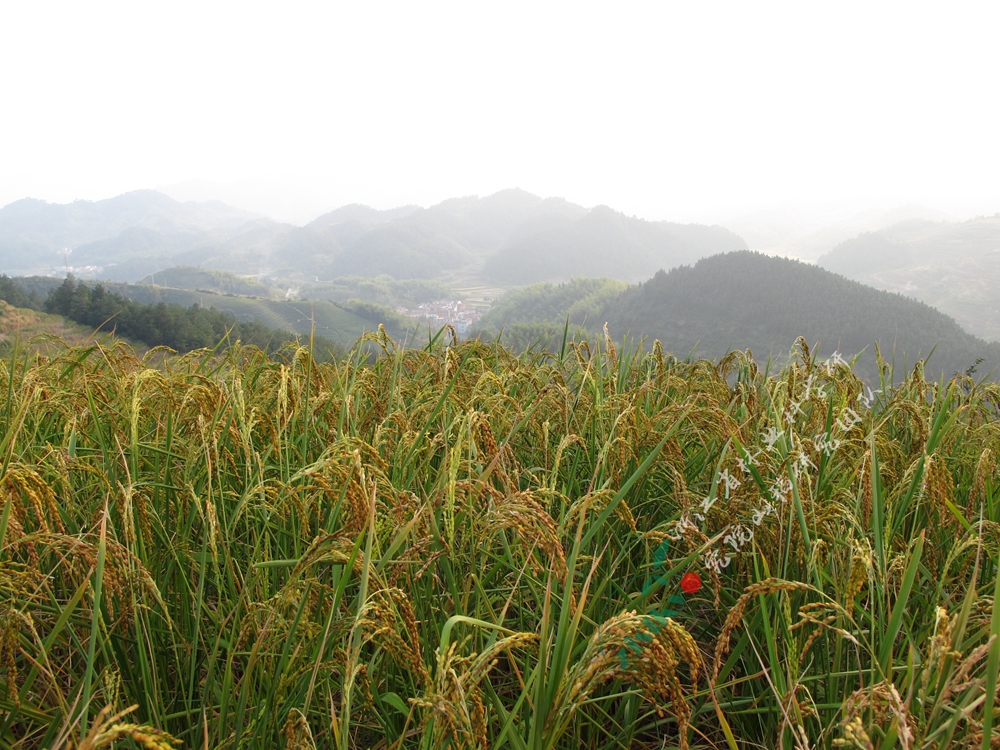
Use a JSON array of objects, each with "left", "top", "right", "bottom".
[{"left": 2, "top": 1, "right": 999, "bottom": 225}]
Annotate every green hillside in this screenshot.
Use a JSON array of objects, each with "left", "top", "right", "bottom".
[
  {"left": 817, "top": 215, "right": 1000, "bottom": 342},
  {"left": 303, "top": 275, "right": 449, "bottom": 307},
  {"left": 473, "top": 252, "right": 1000, "bottom": 382},
  {"left": 109, "top": 286, "right": 384, "bottom": 345},
  {"left": 0, "top": 299, "right": 147, "bottom": 356},
  {"left": 477, "top": 277, "right": 627, "bottom": 330},
  {"left": 1, "top": 276, "right": 389, "bottom": 346},
  {"left": 606, "top": 251, "right": 1000, "bottom": 380},
  {"left": 138, "top": 266, "right": 273, "bottom": 296}
]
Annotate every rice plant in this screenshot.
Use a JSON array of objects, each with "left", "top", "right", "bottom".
[{"left": 1, "top": 328, "right": 999, "bottom": 749}]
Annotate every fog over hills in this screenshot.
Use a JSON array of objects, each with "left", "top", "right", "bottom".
[
  {"left": 0, "top": 188, "right": 748, "bottom": 287},
  {"left": 306, "top": 203, "right": 422, "bottom": 229},
  {"left": 817, "top": 214, "right": 1000, "bottom": 342},
  {"left": 719, "top": 203, "right": 955, "bottom": 263},
  {"left": 0, "top": 190, "right": 256, "bottom": 273},
  {"left": 485, "top": 205, "right": 746, "bottom": 284}
]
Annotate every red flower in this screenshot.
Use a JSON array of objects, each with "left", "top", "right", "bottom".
[{"left": 680, "top": 573, "right": 702, "bottom": 594}]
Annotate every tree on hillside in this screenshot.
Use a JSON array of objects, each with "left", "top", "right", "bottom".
[{"left": 45, "top": 275, "right": 77, "bottom": 316}]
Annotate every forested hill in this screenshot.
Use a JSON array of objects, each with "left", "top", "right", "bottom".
[
  {"left": 0, "top": 276, "right": 342, "bottom": 358},
  {"left": 606, "top": 251, "right": 1000, "bottom": 380}
]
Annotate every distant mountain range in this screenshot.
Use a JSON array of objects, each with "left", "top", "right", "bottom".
[
  {"left": 482, "top": 204, "right": 745, "bottom": 285},
  {"left": 476, "top": 251, "right": 1000, "bottom": 382},
  {"left": 0, "top": 188, "right": 747, "bottom": 287},
  {"left": 5, "top": 189, "right": 998, "bottom": 372},
  {"left": 817, "top": 215, "right": 1000, "bottom": 342},
  {"left": 0, "top": 190, "right": 256, "bottom": 273}
]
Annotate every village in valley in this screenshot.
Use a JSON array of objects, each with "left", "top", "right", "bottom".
[{"left": 396, "top": 298, "right": 484, "bottom": 334}]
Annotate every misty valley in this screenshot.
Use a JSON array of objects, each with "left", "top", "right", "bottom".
[{"left": 2, "top": 188, "right": 998, "bottom": 383}]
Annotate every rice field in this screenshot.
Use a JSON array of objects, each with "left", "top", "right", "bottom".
[{"left": 2, "top": 329, "right": 1000, "bottom": 749}]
